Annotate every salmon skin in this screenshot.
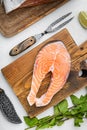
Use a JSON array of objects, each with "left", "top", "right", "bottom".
[{"left": 27, "top": 41, "right": 71, "bottom": 107}]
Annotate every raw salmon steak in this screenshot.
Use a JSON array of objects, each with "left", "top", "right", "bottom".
[{"left": 27, "top": 41, "right": 71, "bottom": 107}]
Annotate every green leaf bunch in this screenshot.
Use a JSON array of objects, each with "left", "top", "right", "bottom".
[{"left": 24, "top": 94, "right": 87, "bottom": 130}]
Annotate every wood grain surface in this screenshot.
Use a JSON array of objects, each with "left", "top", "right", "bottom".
[
  {"left": 1, "top": 29, "right": 87, "bottom": 117},
  {"left": 0, "top": 0, "right": 68, "bottom": 37}
]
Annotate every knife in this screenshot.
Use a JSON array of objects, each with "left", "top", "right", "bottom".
[
  {"left": 9, "top": 12, "right": 74, "bottom": 56},
  {"left": 0, "top": 88, "right": 22, "bottom": 124}
]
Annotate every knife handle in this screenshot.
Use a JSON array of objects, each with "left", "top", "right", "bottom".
[{"left": 9, "top": 36, "right": 36, "bottom": 56}]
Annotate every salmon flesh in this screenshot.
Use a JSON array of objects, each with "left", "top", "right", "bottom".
[{"left": 27, "top": 41, "right": 71, "bottom": 107}]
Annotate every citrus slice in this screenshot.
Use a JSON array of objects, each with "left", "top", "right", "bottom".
[{"left": 78, "top": 11, "right": 87, "bottom": 29}]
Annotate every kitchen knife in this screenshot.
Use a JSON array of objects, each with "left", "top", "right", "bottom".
[{"left": 0, "top": 88, "right": 22, "bottom": 124}]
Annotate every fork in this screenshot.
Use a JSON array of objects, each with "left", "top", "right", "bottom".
[{"left": 9, "top": 12, "right": 74, "bottom": 56}]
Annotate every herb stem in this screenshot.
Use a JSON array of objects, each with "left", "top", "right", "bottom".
[{"left": 25, "top": 127, "right": 30, "bottom": 130}]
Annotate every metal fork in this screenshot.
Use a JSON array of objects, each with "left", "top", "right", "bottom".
[{"left": 9, "top": 12, "right": 74, "bottom": 56}]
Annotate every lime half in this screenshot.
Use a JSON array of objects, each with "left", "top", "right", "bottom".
[{"left": 78, "top": 11, "right": 87, "bottom": 29}]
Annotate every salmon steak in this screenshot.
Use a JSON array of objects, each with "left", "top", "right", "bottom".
[{"left": 27, "top": 41, "right": 71, "bottom": 107}]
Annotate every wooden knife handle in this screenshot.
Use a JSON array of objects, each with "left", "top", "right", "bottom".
[{"left": 9, "top": 36, "right": 36, "bottom": 56}]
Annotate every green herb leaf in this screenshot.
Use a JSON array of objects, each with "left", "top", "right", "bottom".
[
  {"left": 71, "top": 107, "right": 80, "bottom": 115},
  {"left": 36, "top": 124, "right": 51, "bottom": 130},
  {"left": 58, "top": 99, "right": 68, "bottom": 114},
  {"left": 57, "top": 120, "right": 64, "bottom": 126},
  {"left": 79, "top": 103, "right": 87, "bottom": 112},
  {"left": 70, "top": 94, "right": 87, "bottom": 106},
  {"left": 39, "top": 116, "right": 51, "bottom": 124},
  {"left": 74, "top": 117, "right": 83, "bottom": 127},
  {"left": 54, "top": 105, "right": 60, "bottom": 115},
  {"left": 49, "top": 118, "right": 56, "bottom": 126},
  {"left": 70, "top": 95, "right": 80, "bottom": 105},
  {"left": 56, "top": 115, "right": 63, "bottom": 120},
  {"left": 24, "top": 116, "right": 38, "bottom": 127},
  {"left": 24, "top": 93, "right": 87, "bottom": 130},
  {"left": 80, "top": 94, "right": 87, "bottom": 103}
]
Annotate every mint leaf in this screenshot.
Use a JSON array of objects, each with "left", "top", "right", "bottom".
[
  {"left": 70, "top": 95, "right": 80, "bottom": 105},
  {"left": 24, "top": 116, "right": 38, "bottom": 127},
  {"left": 79, "top": 103, "right": 87, "bottom": 112},
  {"left": 74, "top": 117, "right": 83, "bottom": 127},
  {"left": 58, "top": 99, "right": 68, "bottom": 114},
  {"left": 70, "top": 94, "right": 87, "bottom": 106},
  {"left": 37, "top": 117, "right": 56, "bottom": 130},
  {"left": 56, "top": 115, "right": 63, "bottom": 120},
  {"left": 80, "top": 94, "right": 87, "bottom": 103},
  {"left": 54, "top": 105, "right": 60, "bottom": 115},
  {"left": 57, "top": 120, "right": 64, "bottom": 126},
  {"left": 70, "top": 103, "right": 87, "bottom": 116},
  {"left": 39, "top": 116, "right": 51, "bottom": 124},
  {"left": 70, "top": 106, "right": 80, "bottom": 115},
  {"left": 49, "top": 118, "right": 56, "bottom": 126},
  {"left": 36, "top": 124, "right": 51, "bottom": 130}
]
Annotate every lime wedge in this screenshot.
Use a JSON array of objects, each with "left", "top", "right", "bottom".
[{"left": 78, "top": 11, "right": 87, "bottom": 29}]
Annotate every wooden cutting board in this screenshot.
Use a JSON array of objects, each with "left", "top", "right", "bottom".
[
  {"left": 1, "top": 29, "right": 87, "bottom": 118},
  {"left": 0, "top": 0, "right": 68, "bottom": 37}
]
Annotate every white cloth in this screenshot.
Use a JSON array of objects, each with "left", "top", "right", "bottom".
[{"left": 2, "top": 0, "right": 25, "bottom": 13}]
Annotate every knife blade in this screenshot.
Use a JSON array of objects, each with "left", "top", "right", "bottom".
[
  {"left": 9, "top": 12, "right": 74, "bottom": 56},
  {"left": 0, "top": 88, "right": 22, "bottom": 124}
]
